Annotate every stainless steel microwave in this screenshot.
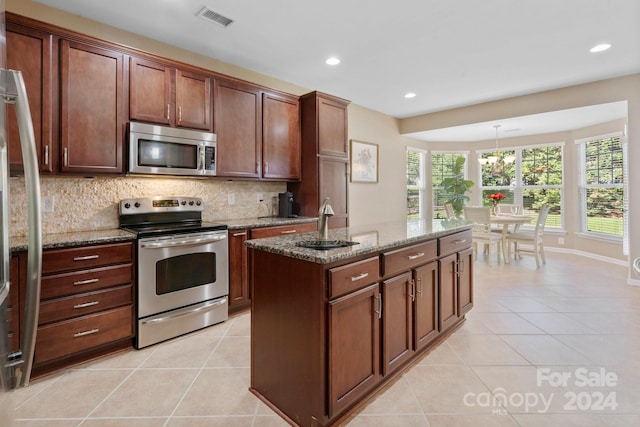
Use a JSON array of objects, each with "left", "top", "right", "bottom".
[{"left": 128, "top": 121, "right": 216, "bottom": 176}]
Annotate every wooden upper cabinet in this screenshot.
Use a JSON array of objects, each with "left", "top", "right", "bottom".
[
  {"left": 59, "top": 40, "right": 125, "bottom": 174},
  {"left": 262, "top": 92, "right": 300, "bottom": 180},
  {"left": 130, "top": 58, "right": 212, "bottom": 130},
  {"left": 175, "top": 70, "right": 212, "bottom": 130},
  {"left": 318, "top": 95, "right": 349, "bottom": 157},
  {"left": 129, "top": 57, "right": 172, "bottom": 125},
  {"left": 214, "top": 79, "right": 262, "bottom": 178},
  {"left": 6, "top": 23, "right": 56, "bottom": 174}
]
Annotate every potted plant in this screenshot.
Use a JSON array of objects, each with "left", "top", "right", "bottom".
[{"left": 441, "top": 156, "right": 474, "bottom": 218}]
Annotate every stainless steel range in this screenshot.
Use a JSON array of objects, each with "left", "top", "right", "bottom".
[{"left": 119, "top": 196, "right": 229, "bottom": 348}]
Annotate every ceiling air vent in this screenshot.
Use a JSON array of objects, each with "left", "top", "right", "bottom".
[{"left": 196, "top": 7, "right": 234, "bottom": 28}]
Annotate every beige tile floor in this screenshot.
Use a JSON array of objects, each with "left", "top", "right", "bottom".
[{"left": 9, "top": 251, "right": 640, "bottom": 426}]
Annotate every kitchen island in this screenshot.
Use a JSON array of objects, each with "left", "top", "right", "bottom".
[{"left": 246, "top": 219, "right": 473, "bottom": 427}]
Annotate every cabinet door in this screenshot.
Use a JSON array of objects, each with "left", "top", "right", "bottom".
[
  {"left": 319, "top": 156, "right": 348, "bottom": 228},
  {"left": 214, "top": 79, "right": 261, "bottom": 178},
  {"left": 60, "top": 40, "right": 125, "bottom": 174},
  {"left": 6, "top": 24, "right": 55, "bottom": 174},
  {"left": 457, "top": 247, "right": 474, "bottom": 316},
  {"left": 414, "top": 261, "right": 439, "bottom": 350},
  {"left": 175, "top": 69, "right": 212, "bottom": 130},
  {"left": 228, "top": 229, "right": 249, "bottom": 307},
  {"left": 318, "top": 96, "right": 348, "bottom": 157},
  {"left": 329, "top": 283, "right": 380, "bottom": 416},
  {"left": 130, "top": 57, "right": 172, "bottom": 125},
  {"left": 262, "top": 92, "right": 300, "bottom": 179},
  {"left": 438, "top": 253, "right": 458, "bottom": 331},
  {"left": 382, "top": 272, "right": 413, "bottom": 375}
]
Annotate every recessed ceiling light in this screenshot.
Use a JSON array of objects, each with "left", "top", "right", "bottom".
[
  {"left": 325, "top": 57, "right": 340, "bottom": 65},
  {"left": 590, "top": 43, "right": 611, "bottom": 53},
  {"left": 404, "top": 92, "right": 417, "bottom": 99}
]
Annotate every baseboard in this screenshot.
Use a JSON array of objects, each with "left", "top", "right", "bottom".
[{"left": 542, "top": 246, "right": 627, "bottom": 267}]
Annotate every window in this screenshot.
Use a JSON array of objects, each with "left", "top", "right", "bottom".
[
  {"left": 432, "top": 152, "right": 468, "bottom": 219},
  {"left": 577, "top": 135, "right": 624, "bottom": 237},
  {"left": 478, "top": 144, "right": 563, "bottom": 228},
  {"left": 407, "top": 148, "right": 426, "bottom": 220}
]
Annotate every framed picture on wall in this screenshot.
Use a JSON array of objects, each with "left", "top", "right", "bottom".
[{"left": 350, "top": 140, "right": 378, "bottom": 183}]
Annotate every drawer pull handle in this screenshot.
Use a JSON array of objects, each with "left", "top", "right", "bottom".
[
  {"left": 350, "top": 272, "right": 369, "bottom": 282},
  {"left": 232, "top": 232, "right": 247, "bottom": 237},
  {"left": 407, "top": 252, "right": 425, "bottom": 260},
  {"left": 280, "top": 229, "right": 297, "bottom": 234},
  {"left": 453, "top": 239, "right": 467, "bottom": 244},
  {"left": 74, "top": 301, "right": 99, "bottom": 309},
  {"left": 73, "top": 328, "right": 99, "bottom": 338},
  {"left": 73, "top": 278, "right": 99, "bottom": 286},
  {"left": 73, "top": 255, "right": 99, "bottom": 261}
]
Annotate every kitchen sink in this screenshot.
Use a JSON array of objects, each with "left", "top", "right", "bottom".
[{"left": 296, "top": 240, "right": 360, "bottom": 250}]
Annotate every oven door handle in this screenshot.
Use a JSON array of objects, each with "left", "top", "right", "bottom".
[
  {"left": 140, "top": 234, "right": 227, "bottom": 249},
  {"left": 141, "top": 298, "right": 228, "bottom": 325}
]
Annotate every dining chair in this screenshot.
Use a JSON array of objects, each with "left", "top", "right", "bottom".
[
  {"left": 506, "top": 205, "right": 550, "bottom": 268},
  {"left": 463, "top": 206, "right": 502, "bottom": 262},
  {"left": 496, "top": 203, "right": 522, "bottom": 215},
  {"left": 444, "top": 203, "right": 456, "bottom": 219}
]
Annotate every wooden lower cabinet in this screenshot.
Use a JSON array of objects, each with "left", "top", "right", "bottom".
[
  {"left": 250, "top": 228, "right": 473, "bottom": 426},
  {"left": 381, "top": 272, "right": 412, "bottom": 375},
  {"left": 328, "top": 283, "right": 380, "bottom": 416},
  {"left": 228, "top": 229, "right": 249, "bottom": 309},
  {"left": 33, "top": 241, "right": 135, "bottom": 375}
]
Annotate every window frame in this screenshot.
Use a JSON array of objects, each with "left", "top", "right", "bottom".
[
  {"left": 575, "top": 132, "right": 625, "bottom": 241},
  {"left": 431, "top": 150, "right": 469, "bottom": 220},
  {"left": 406, "top": 147, "right": 428, "bottom": 220}
]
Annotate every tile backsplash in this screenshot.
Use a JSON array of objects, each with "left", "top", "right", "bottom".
[{"left": 9, "top": 176, "right": 286, "bottom": 236}]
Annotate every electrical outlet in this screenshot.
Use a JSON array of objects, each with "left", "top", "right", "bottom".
[
  {"left": 42, "top": 196, "right": 54, "bottom": 213},
  {"left": 228, "top": 193, "right": 236, "bottom": 205},
  {"left": 257, "top": 193, "right": 264, "bottom": 203},
  {"left": 558, "top": 237, "right": 565, "bottom": 245}
]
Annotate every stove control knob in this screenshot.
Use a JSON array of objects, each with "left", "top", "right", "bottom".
[
  {"left": 134, "top": 202, "right": 141, "bottom": 208},
  {"left": 189, "top": 201, "right": 194, "bottom": 206},
  {"left": 196, "top": 200, "right": 201, "bottom": 206},
  {"left": 123, "top": 202, "right": 131, "bottom": 209},
  {"left": 181, "top": 200, "right": 186, "bottom": 206}
]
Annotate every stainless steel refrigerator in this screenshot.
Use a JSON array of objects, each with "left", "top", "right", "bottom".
[{"left": 0, "top": 0, "right": 43, "bottom": 423}]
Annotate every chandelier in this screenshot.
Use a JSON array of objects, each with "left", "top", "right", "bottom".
[{"left": 478, "top": 125, "right": 515, "bottom": 175}]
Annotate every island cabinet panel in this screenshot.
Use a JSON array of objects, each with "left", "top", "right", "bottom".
[
  {"left": 413, "top": 261, "right": 439, "bottom": 350},
  {"left": 438, "top": 252, "right": 459, "bottom": 332},
  {"left": 60, "top": 40, "right": 125, "bottom": 174},
  {"left": 381, "top": 272, "right": 413, "bottom": 376},
  {"left": 328, "top": 283, "right": 380, "bottom": 417},
  {"left": 214, "top": 79, "right": 262, "bottom": 178},
  {"left": 262, "top": 92, "right": 301, "bottom": 180},
  {"left": 457, "top": 246, "right": 474, "bottom": 316},
  {"left": 6, "top": 23, "right": 56, "bottom": 174}
]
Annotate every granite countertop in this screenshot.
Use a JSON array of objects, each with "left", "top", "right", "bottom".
[
  {"left": 245, "top": 218, "right": 472, "bottom": 264},
  {"left": 9, "top": 216, "right": 318, "bottom": 252},
  {"left": 224, "top": 216, "right": 317, "bottom": 230},
  {"left": 10, "top": 229, "right": 137, "bottom": 252}
]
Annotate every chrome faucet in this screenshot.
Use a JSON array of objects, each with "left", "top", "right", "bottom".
[{"left": 318, "top": 197, "right": 335, "bottom": 240}]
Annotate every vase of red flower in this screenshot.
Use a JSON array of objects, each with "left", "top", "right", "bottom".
[{"left": 486, "top": 192, "right": 506, "bottom": 215}]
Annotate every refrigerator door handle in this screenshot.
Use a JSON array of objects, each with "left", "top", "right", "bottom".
[{"left": 1, "top": 69, "right": 42, "bottom": 389}]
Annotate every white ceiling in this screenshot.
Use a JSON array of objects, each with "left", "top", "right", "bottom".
[{"left": 34, "top": 0, "right": 638, "bottom": 140}]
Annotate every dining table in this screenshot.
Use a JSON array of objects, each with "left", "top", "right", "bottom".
[{"left": 490, "top": 214, "right": 532, "bottom": 263}]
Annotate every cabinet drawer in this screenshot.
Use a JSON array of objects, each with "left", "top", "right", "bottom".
[
  {"left": 329, "top": 257, "right": 379, "bottom": 299},
  {"left": 42, "top": 242, "right": 133, "bottom": 274},
  {"left": 39, "top": 285, "right": 133, "bottom": 325},
  {"left": 381, "top": 240, "right": 437, "bottom": 277},
  {"left": 35, "top": 306, "right": 133, "bottom": 364},
  {"left": 439, "top": 230, "right": 472, "bottom": 257},
  {"left": 250, "top": 222, "right": 316, "bottom": 239},
  {"left": 41, "top": 263, "right": 133, "bottom": 300}
]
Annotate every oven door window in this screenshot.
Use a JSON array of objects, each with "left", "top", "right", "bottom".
[
  {"left": 138, "top": 139, "right": 198, "bottom": 169},
  {"left": 156, "top": 253, "right": 217, "bottom": 295}
]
